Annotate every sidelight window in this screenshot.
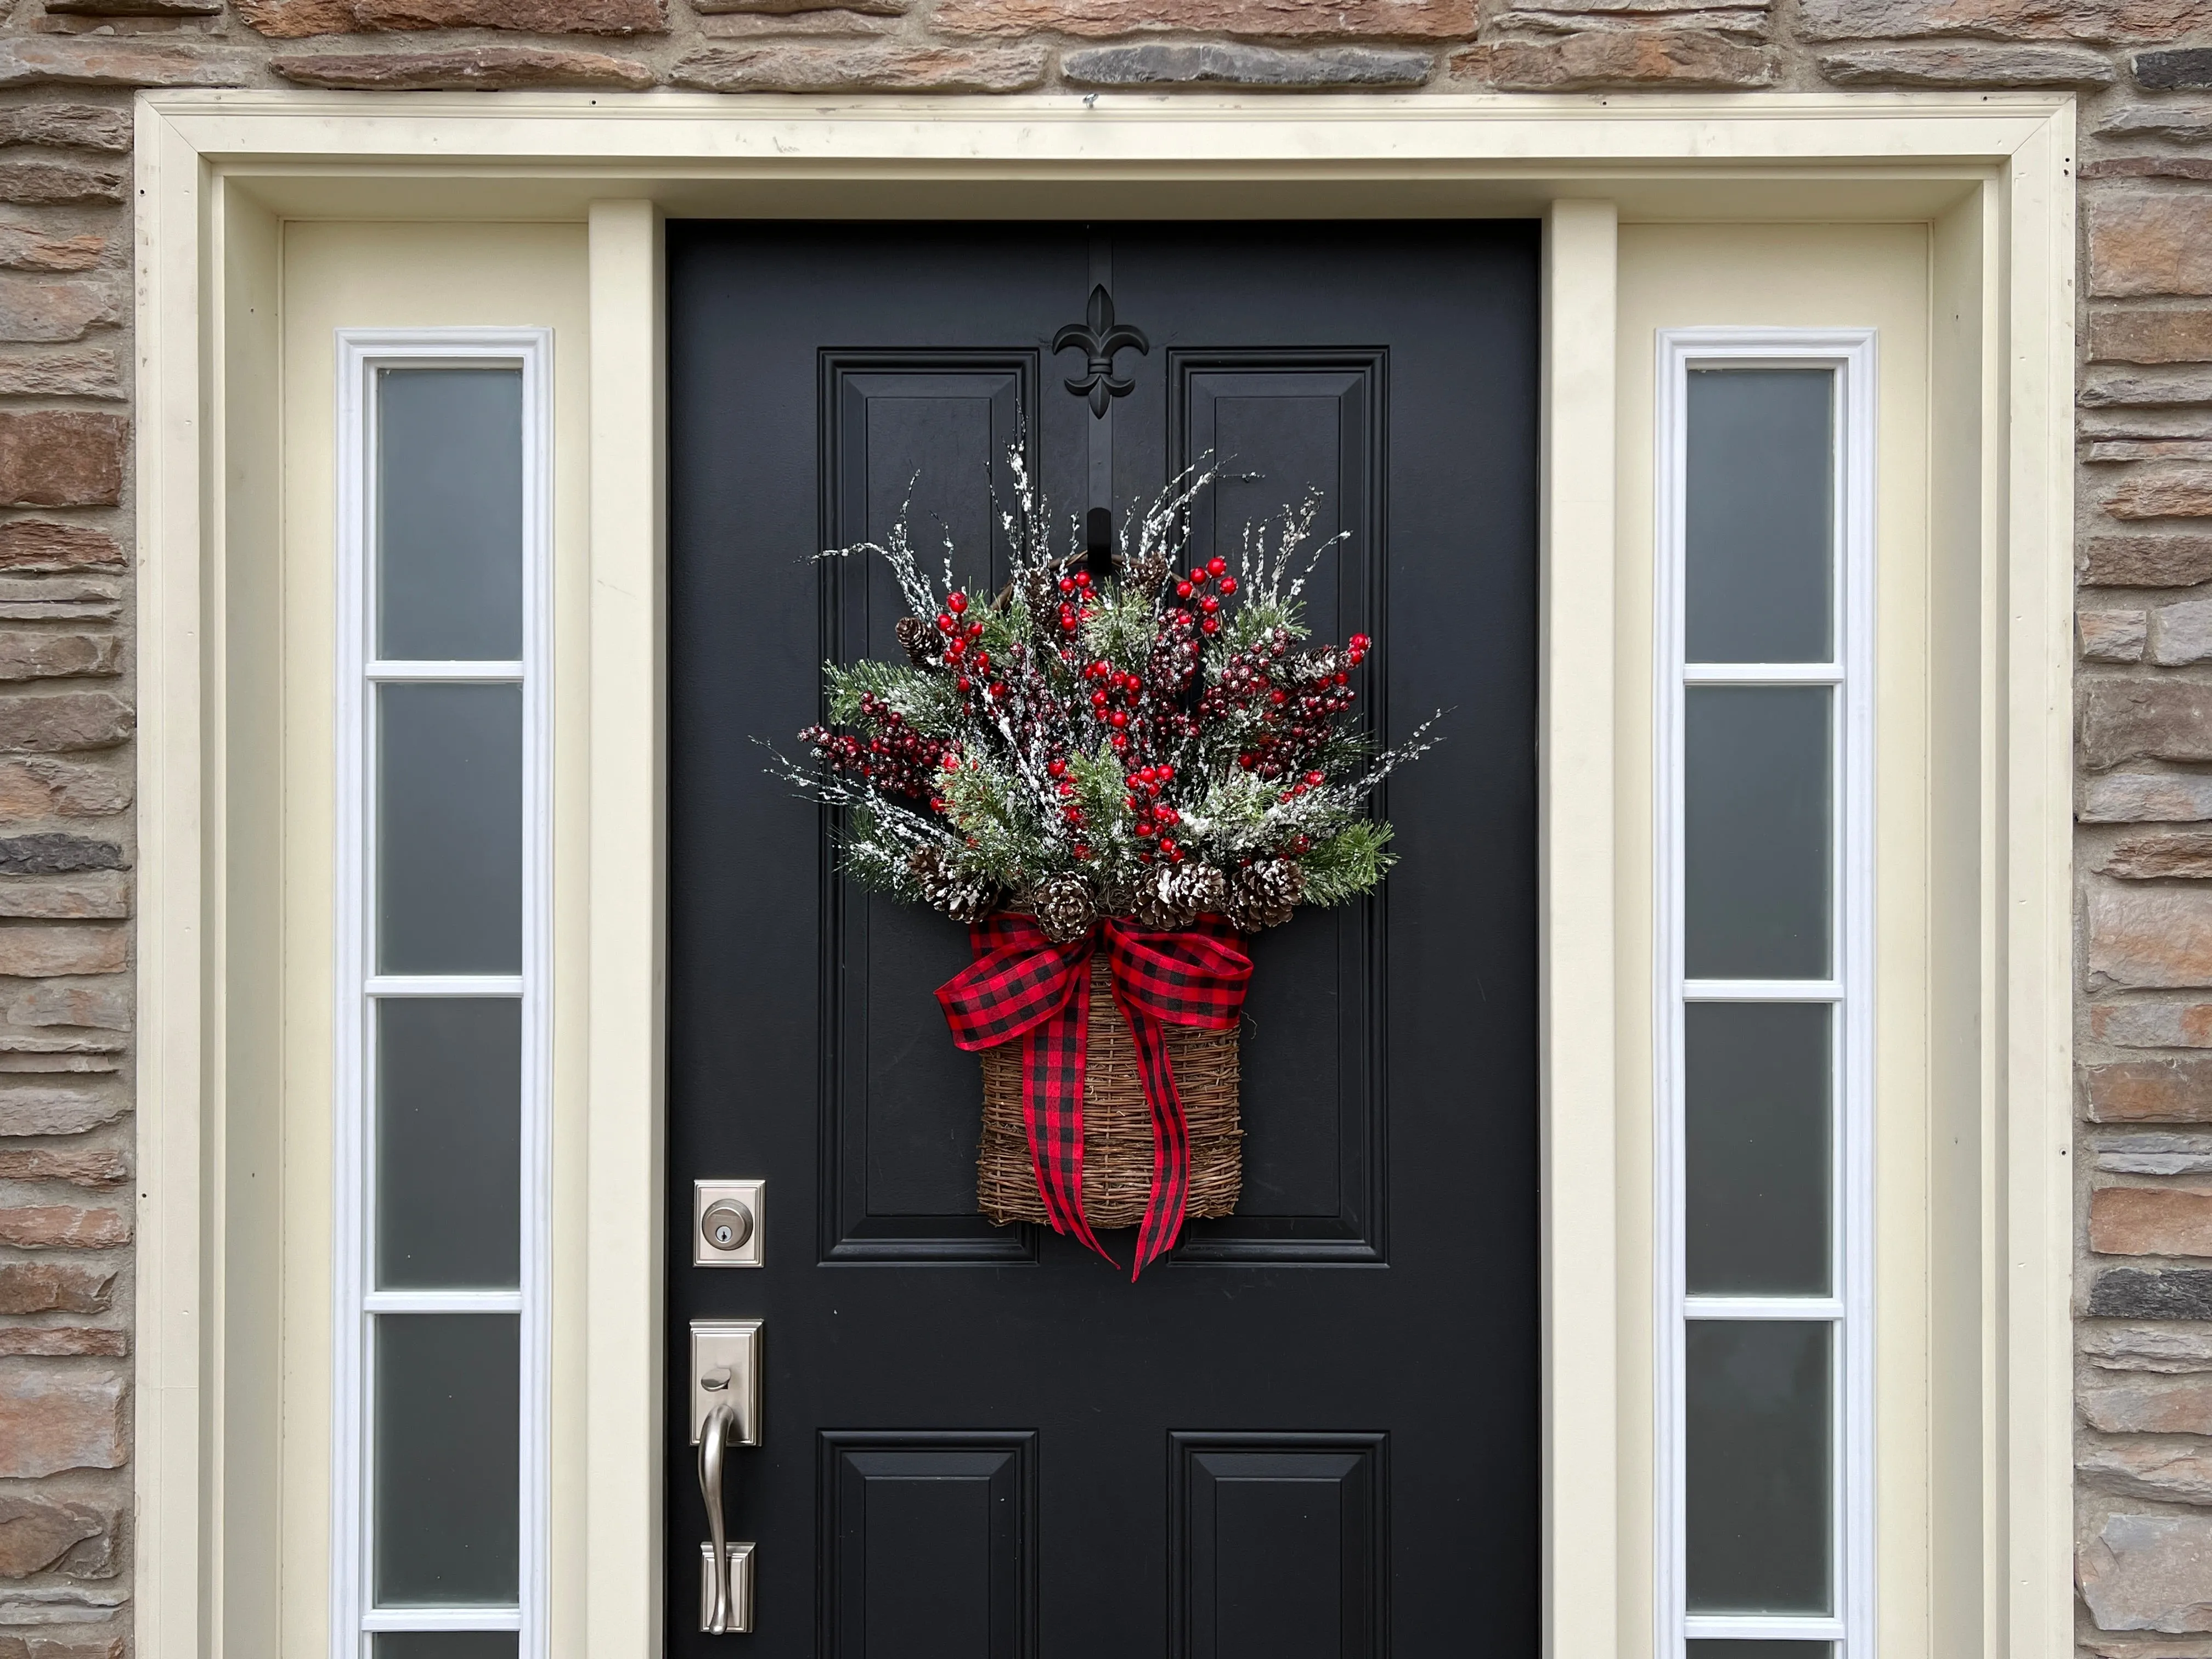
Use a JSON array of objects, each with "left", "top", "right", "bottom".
[
  {"left": 1656, "top": 332, "right": 1875, "bottom": 1659},
  {"left": 332, "top": 332, "right": 552, "bottom": 1659}
]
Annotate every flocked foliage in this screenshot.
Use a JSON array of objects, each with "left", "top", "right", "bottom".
[{"left": 772, "top": 449, "right": 1439, "bottom": 941}]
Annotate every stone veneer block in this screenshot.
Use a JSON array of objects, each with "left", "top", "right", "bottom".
[
  {"left": 0, "top": 639, "right": 120, "bottom": 685},
  {"left": 273, "top": 46, "right": 657, "bottom": 88},
  {"left": 0, "top": 40, "right": 255, "bottom": 86},
  {"left": 0, "top": 1495, "right": 113, "bottom": 1580},
  {"left": 2092, "top": 1267, "right": 2212, "bottom": 1317},
  {"left": 2083, "top": 772, "right": 2212, "bottom": 822},
  {"left": 2086, "top": 1057, "right": 2212, "bottom": 1121},
  {"left": 2107, "top": 467, "right": 2212, "bottom": 520},
  {"left": 933, "top": 0, "right": 1476, "bottom": 36},
  {"left": 0, "top": 163, "right": 122, "bottom": 211},
  {"left": 1063, "top": 43, "right": 1434, "bottom": 87},
  {"left": 2093, "top": 308, "right": 2212, "bottom": 363},
  {"left": 238, "top": 0, "right": 666, "bottom": 36},
  {"left": 0, "top": 761, "right": 127, "bottom": 820},
  {"left": 0, "top": 1366, "right": 121, "bottom": 1479},
  {"left": 1818, "top": 43, "right": 2116, "bottom": 84},
  {"left": 2085, "top": 608, "right": 2149, "bottom": 659},
  {"left": 2139, "top": 47, "right": 2212, "bottom": 87},
  {"left": 1803, "top": 0, "right": 2212, "bottom": 42},
  {"left": 0, "top": 415, "right": 119, "bottom": 509},
  {"left": 2083, "top": 680, "right": 2212, "bottom": 768},
  {"left": 2086, "top": 534, "right": 2212, "bottom": 585},
  {"left": 670, "top": 42, "right": 1046, "bottom": 91},
  {"left": 2093, "top": 1186, "right": 2212, "bottom": 1255},
  {"left": 2081, "top": 1512, "right": 2212, "bottom": 1631},
  {"left": 0, "top": 108, "right": 129, "bottom": 153},
  {"left": 1453, "top": 32, "right": 1775, "bottom": 89},
  {"left": 2093, "top": 1001, "right": 2212, "bottom": 1045},
  {"left": 2096, "top": 830, "right": 2212, "bottom": 876},
  {"left": 2090, "top": 887, "right": 2212, "bottom": 988},
  {"left": 2092, "top": 193, "right": 2212, "bottom": 298},
  {"left": 2102, "top": 103, "right": 2212, "bottom": 141},
  {"left": 0, "top": 1264, "right": 110, "bottom": 1316},
  {"left": 0, "top": 1207, "right": 128, "bottom": 1250},
  {"left": 2081, "top": 1437, "right": 2212, "bottom": 1504}
]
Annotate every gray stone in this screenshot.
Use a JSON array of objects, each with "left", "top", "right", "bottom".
[
  {"left": 1, "top": 984, "right": 128, "bottom": 1032},
  {"left": 273, "top": 46, "right": 657, "bottom": 90},
  {"left": 2141, "top": 48, "right": 2212, "bottom": 88},
  {"left": 2085, "top": 367, "right": 2212, "bottom": 407},
  {"left": 2093, "top": 1267, "right": 2212, "bottom": 1318},
  {"left": 2102, "top": 102, "right": 2212, "bottom": 141},
  {"left": 0, "top": 760, "right": 127, "bottom": 820},
  {"left": 669, "top": 42, "right": 1046, "bottom": 91},
  {"left": 1062, "top": 43, "right": 1435, "bottom": 88},
  {"left": 2083, "top": 1438, "right": 2212, "bottom": 1505},
  {"left": 0, "top": 353, "right": 121, "bottom": 400},
  {"left": 2084, "top": 1321, "right": 2212, "bottom": 1370},
  {"left": 2096, "top": 1000, "right": 2212, "bottom": 1046},
  {"left": 2084, "top": 1375, "right": 2212, "bottom": 1428},
  {"left": 0, "top": 838, "right": 123, "bottom": 877},
  {"left": 0, "top": 1090, "right": 119, "bottom": 1137},
  {"left": 0, "top": 41, "right": 253, "bottom": 87},
  {"left": 2084, "top": 774, "right": 2212, "bottom": 823},
  {"left": 1819, "top": 43, "right": 2116, "bottom": 84},
  {"left": 0, "top": 636, "right": 120, "bottom": 685},
  {"left": 0, "top": 108, "right": 129, "bottom": 154},
  {"left": 0, "top": 579, "right": 121, "bottom": 623},
  {"left": 2081, "top": 1511, "right": 2212, "bottom": 1631},
  {"left": 0, "top": 874, "right": 127, "bottom": 922},
  {"left": 0, "top": 695, "right": 128, "bottom": 755},
  {"left": 0, "top": 160, "right": 121, "bottom": 210}
]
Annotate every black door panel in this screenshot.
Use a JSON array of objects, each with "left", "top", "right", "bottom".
[{"left": 667, "top": 221, "right": 1539, "bottom": 1658}]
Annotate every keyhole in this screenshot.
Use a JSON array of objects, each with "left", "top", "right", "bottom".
[
  {"left": 701, "top": 1198, "right": 754, "bottom": 1254},
  {"left": 713, "top": 1222, "right": 735, "bottom": 1247}
]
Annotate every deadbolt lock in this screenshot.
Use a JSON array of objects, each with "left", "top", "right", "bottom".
[{"left": 693, "top": 1180, "right": 765, "bottom": 1267}]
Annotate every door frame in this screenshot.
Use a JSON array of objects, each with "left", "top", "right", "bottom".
[{"left": 132, "top": 89, "right": 2076, "bottom": 1659}]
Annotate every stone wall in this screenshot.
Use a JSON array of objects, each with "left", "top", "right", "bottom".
[{"left": 0, "top": 0, "right": 2185, "bottom": 1650}]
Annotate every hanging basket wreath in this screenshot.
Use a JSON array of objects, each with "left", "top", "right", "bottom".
[{"left": 776, "top": 453, "right": 1436, "bottom": 1276}]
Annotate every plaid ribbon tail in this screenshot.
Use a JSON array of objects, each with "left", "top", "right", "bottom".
[
  {"left": 1020, "top": 966, "right": 1114, "bottom": 1267},
  {"left": 1114, "top": 990, "right": 1189, "bottom": 1279}
]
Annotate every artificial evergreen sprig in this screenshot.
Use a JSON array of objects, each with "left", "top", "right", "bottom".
[{"left": 777, "top": 450, "right": 1438, "bottom": 940}]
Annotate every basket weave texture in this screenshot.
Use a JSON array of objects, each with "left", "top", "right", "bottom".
[{"left": 977, "top": 956, "right": 1242, "bottom": 1229}]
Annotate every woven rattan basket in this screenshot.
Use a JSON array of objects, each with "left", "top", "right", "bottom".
[{"left": 977, "top": 956, "right": 1242, "bottom": 1229}]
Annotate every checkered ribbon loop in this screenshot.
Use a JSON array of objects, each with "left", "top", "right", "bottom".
[{"left": 937, "top": 911, "right": 1252, "bottom": 1278}]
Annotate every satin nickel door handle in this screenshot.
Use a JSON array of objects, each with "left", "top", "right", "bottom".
[{"left": 697, "top": 1400, "right": 755, "bottom": 1634}]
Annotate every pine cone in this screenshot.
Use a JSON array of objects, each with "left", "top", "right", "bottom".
[
  {"left": 909, "top": 845, "right": 998, "bottom": 924},
  {"left": 1029, "top": 872, "right": 1097, "bottom": 943},
  {"left": 1131, "top": 862, "right": 1226, "bottom": 932},
  {"left": 1122, "top": 546, "right": 1172, "bottom": 598},
  {"left": 1225, "top": 857, "right": 1303, "bottom": 933},
  {"left": 894, "top": 615, "right": 936, "bottom": 668}
]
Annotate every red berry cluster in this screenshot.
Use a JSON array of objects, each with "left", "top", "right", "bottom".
[
  {"left": 800, "top": 691, "right": 948, "bottom": 800},
  {"left": 1124, "top": 763, "right": 1184, "bottom": 863},
  {"left": 935, "top": 590, "right": 1008, "bottom": 701},
  {"left": 1052, "top": 568, "right": 1097, "bottom": 636},
  {"left": 1199, "top": 629, "right": 1372, "bottom": 786},
  {"left": 1171, "top": 555, "right": 1237, "bottom": 637}
]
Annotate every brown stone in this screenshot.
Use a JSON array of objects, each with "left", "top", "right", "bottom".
[
  {"left": 0, "top": 1637, "right": 126, "bottom": 1659},
  {"left": 2095, "top": 195, "right": 2212, "bottom": 299},
  {"left": 0, "top": 228, "right": 100, "bottom": 278},
  {"left": 0, "top": 636, "right": 117, "bottom": 685},
  {"left": 0, "top": 927, "right": 121, "bottom": 979},
  {"left": 2080, "top": 1511, "right": 2212, "bottom": 1631},
  {"left": 0, "top": 1263, "right": 108, "bottom": 1314},
  {"left": 273, "top": 45, "right": 657, "bottom": 88},
  {"left": 2094, "top": 309, "right": 2212, "bottom": 364},
  {"left": 2085, "top": 534, "right": 2212, "bottom": 586},
  {"left": 0, "top": 1146, "right": 124, "bottom": 1186},
  {"left": 2095, "top": 1186, "right": 2212, "bottom": 1255},
  {"left": 238, "top": 0, "right": 664, "bottom": 36},
  {"left": 0, "top": 354, "right": 121, "bottom": 400},
  {"left": 1451, "top": 31, "right": 1773, "bottom": 88},
  {"left": 0, "top": 1057, "right": 119, "bottom": 1074},
  {"left": 0, "top": 1493, "right": 111, "bottom": 1579},
  {"left": 2087, "top": 1056, "right": 2212, "bottom": 1120},
  {"left": 1817, "top": 42, "right": 2114, "bottom": 84},
  {"left": 693, "top": 0, "right": 905, "bottom": 12},
  {"left": 2091, "top": 887, "right": 2212, "bottom": 988},
  {"left": 2088, "top": 158, "right": 2212, "bottom": 182},
  {"left": 697, "top": 10, "right": 901, "bottom": 30},
  {"left": 2084, "top": 1373, "right": 2212, "bottom": 1432},
  {"left": 2085, "top": 680, "right": 2212, "bottom": 768},
  {"left": 933, "top": 0, "right": 1473, "bottom": 35},
  {"left": 0, "top": 281, "right": 116, "bottom": 346},
  {"left": 0, "top": 414, "right": 120, "bottom": 509},
  {"left": 0, "top": 161, "right": 120, "bottom": 210},
  {"left": 0, "top": 1206, "right": 127, "bottom": 1249},
  {"left": 0, "top": 1365, "right": 121, "bottom": 1477},
  {"left": 2100, "top": 832, "right": 2212, "bottom": 878},
  {"left": 1, "top": 983, "right": 127, "bottom": 1031},
  {"left": 0, "top": 40, "right": 252, "bottom": 86},
  {"left": 2109, "top": 468, "right": 2212, "bottom": 521},
  {"left": 0, "top": 1088, "right": 118, "bottom": 1136},
  {"left": 0, "top": 759, "right": 126, "bottom": 819},
  {"left": 2085, "top": 609, "right": 2150, "bottom": 659},
  {"left": 0, "top": 108, "right": 127, "bottom": 154},
  {"left": 0, "top": 694, "right": 131, "bottom": 754},
  {"left": 0, "top": 875, "right": 127, "bottom": 921},
  {"left": 1063, "top": 42, "right": 1433, "bottom": 87},
  {"left": 670, "top": 42, "right": 1045, "bottom": 90},
  {"left": 1801, "top": 0, "right": 2212, "bottom": 41},
  {"left": 2083, "top": 773, "right": 2212, "bottom": 822},
  {"left": 2095, "top": 1001, "right": 2212, "bottom": 1045},
  {"left": 0, "top": 525, "right": 119, "bottom": 575},
  {"left": 44, "top": 0, "right": 222, "bottom": 13},
  {"left": 2084, "top": 1437, "right": 2212, "bottom": 1505},
  {"left": 0, "top": 1328, "right": 123, "bottom": 1359}
]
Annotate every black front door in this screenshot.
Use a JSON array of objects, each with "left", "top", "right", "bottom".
[{"left": 667, "top": 221, "right": 1539, "bottom": 1658}]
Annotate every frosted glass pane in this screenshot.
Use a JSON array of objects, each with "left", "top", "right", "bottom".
[
  {"left": 377, "top": 368, "right": 523, "bottom": 662},
  {"left": 376, "top": 998, "right": 520, "bottom": 1291},
  {"left": 1686, "top": 368, "right": 1834, "bottom": 664},
  {"left": 377, "top": 683, "right": 522, "bottom": 975},
  {"left": 374, "top": 1313, "right": 518, "bottom": 1605},
  {"left": 1688, "top": 1645, "right": 1831, "bottom": 1659},
  {"left": 375, "top": 1638, "right": 517, "bottom": 1659},
  {"left": 1685, "top": 687, "right": 1831, "bottom": 981},
  {"left": 1686, "top": 1003, "right": 1831, "bottom": 1297},
  {"left": 1686, "top": 1321, "right": 1832, "bottom": 1615}
]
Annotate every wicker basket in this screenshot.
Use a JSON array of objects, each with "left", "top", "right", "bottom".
[{"left": 977, "top": 957, "right": 1242, "bottom": 1229}]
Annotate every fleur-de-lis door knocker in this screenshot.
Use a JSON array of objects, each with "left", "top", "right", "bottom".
[{"left": 1053, "top": 284, "right": 1150, "bottom": 417}]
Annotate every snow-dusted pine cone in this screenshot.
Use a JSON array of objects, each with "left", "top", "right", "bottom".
[
  {"left": 909, "top": 846, "right": 998, "bottom": 924},
  {"left": 1029, "top": 872, "right": 1098, "bottom": 943},
  {"left": 1131, "top": 861, "right": 1227, "bottom": 931},
  {"left": 1225, "top": 857, "right": 1303, "bottom": 933},
  {"left": 893, "top": 614, "right": 936, "bottom": 668}
]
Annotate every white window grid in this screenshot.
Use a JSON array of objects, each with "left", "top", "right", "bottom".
[
  {"left": 331, "top": 328, "right": 554, "bottom": 1659},
  {"left": 1652, "top": 327, "right": 1877, "bottom": 1659}
]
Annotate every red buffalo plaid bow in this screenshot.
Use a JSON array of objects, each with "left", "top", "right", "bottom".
[{"left": 937, "top": 911, "right": 1252, "bottom": 1278}]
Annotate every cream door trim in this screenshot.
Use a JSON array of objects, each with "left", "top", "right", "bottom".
[{"left": 132, "top": 91, "right": 2076, "bottom": 1659}]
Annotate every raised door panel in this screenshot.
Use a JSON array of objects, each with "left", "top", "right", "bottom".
[{"left": 820, "top": 357, "right": 1040, "bottom": 1262}]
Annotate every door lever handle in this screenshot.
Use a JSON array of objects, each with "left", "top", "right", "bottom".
[{"left": 698, "top": 1402, "right": 745, "bottom": 1634}]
